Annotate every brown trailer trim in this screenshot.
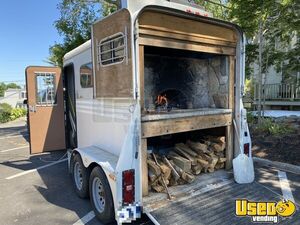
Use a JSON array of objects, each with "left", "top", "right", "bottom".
[
  {"left": 138, "top": 11, "right": 237, "bottom": 55},
  {"left": 92, "top": 9, "right": 133, "bottom": 98},
  {"left": 141, "top": 113, "right": 232, "bottom": 138}
]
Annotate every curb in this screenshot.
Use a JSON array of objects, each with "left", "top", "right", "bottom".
[{"left": 253, "top": 157, "right": 300, "bottom": 174}]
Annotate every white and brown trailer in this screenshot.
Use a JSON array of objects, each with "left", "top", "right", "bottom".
[{"left": 25, "top": 1, "right": 251, "bottom": 224}]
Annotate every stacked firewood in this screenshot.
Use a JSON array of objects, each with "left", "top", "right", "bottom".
[{"left": 147, "top": 136, "right": 226, "bottom": 193}]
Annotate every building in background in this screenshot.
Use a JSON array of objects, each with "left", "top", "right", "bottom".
[
  {"left": 0, "top": 88, "right": 27, "bottom": 108},
  {"left": 251, "top": 34, "right": 300, "bottom": 110}
]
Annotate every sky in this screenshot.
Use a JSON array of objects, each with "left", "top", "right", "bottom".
[{"left": 0, "top": 0, "right": 62, "bottom": 86}]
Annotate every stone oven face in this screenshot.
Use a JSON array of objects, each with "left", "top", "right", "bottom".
[{"left": 143, "top": 47, "right": 229, "bottom": 113}]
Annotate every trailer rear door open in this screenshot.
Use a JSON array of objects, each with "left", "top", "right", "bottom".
[{"left": 25, "top": 66, "right": 66, "bottom": 154}]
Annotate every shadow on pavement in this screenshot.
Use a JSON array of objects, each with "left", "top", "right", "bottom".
[
  {"left": 0, "top": 150, "right": 67, "bottom": 171},
  {"left": 0, "top": 125, "right": 29, "bottom": 142}
]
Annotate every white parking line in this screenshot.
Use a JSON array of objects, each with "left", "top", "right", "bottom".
[
  {"left": 73, "top": 211, "right": 95, "bottom": 225},
  {"left": 145, "top": 211, "right": 160, "bottom": 225},
  {"left": 5, "top": 158, "right": 67, "bottom": 180},
  {"left": 278, "top": 171, "right": 295, "bottom": 203},
  {"left": 0, "top": 146, "right": 28, "bottom": 153},
  {"left": 0, "top": 134, "right": 29, "bottom": 140}
]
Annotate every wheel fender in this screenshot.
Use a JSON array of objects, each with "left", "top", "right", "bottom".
[{"left": 72, "top": 148, "right": 118, "bottom": 213}]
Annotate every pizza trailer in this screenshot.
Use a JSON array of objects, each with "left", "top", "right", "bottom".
[{"left": 25, "top": 0, "right": 251, "bottom": 224}]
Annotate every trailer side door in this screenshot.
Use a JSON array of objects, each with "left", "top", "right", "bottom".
[{"left": 25, "top": 66, "right": 66, "bottom": 154}]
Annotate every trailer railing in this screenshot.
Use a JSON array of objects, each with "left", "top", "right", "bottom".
[{"left": 254, "top": 83, "right": 300, "bottom": 101}]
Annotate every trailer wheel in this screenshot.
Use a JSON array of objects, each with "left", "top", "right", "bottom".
[
  {"left": 89, "top": 167, "right": 114, "bottom": 224},
  {"left": 71, "top": 154, "right": 89, "bottom": 198}
]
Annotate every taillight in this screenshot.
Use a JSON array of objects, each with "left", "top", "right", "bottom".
[
  {"left": 244, "top": 143, "right": 250, "bottom": 156},
  {"left": 122, "top": 169, "right": 135, "bottom": 205}
]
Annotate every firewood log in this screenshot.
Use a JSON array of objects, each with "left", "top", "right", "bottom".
[
  {"left": 159, "top": 177, "right": 169, "bottom": 186},
  {"left": 150, "top": 176, "right": 160, "bottom": 186},
  {"left": 148, "top": 170, "right": 157, "bottom": 182},
  {"left": 170, "top": 160, "right": 195, "bottom": 183},
  {"left": 169, "top": 177, "right": 178, "bottom": 186},
  {"left": 187, "top": 140, "right": 209, "bottom": 154},
  {"left": 214, "top": 152, "right": 225, "bottom": 157},
  {"left": 152, "top": 153, "right": 172, "bottom": 199},
  {"left": 192, "top": 164, "right": 202, "bottom": 175},
  {"left": 156, "top": 157, "right": 172, "bottom": 181},
  {"left": 168, "top": 151, "right": 181, "bottom": 158},
  {"left": 175, "top": 143, "right": 198, "bottom": 157},
  {"left": 215, "top": 162, "right": 225, "bottom": 170},
  {"left": 206, "top": 136, "right": 225, "bottom": 144},
  {"left": 207, "top": 156, "right": 218, "bottom": 173},
  {"left": 162, "top": 156, "right": 180, "bottom": 181},
  {"left": 211, "top": 142, "right": 226, "bottom": 152},
  {"left": 196, "top": 158, "right": 209, "bottom": 167},
  {"left": 207, "top": 168, "right": 214, "bottom": 173},
  {"left": 147, "top": 159, "right": 161, "bottom": 176},
  {"left": 203, "top": 136, "right": 226, "bottom": 152},
  {"left": 215, "top": 163, "right": 221, "bottom": 170},
  {"left": 174, "top": 146, "right": 197, "bottom": 165},
  {"left": 169, "top": 160, "right": 183, "bottom": 175},
  {"left": 152, "top": 185, "right": 164, "bottom": 193},
  {"left": 181, "top": 172, "right": 195, "bottom": 183},
  {"left": 159, "top": 163, "right": 172, "bottom": 181},
  {"left": 171, "top": 156, "right": 191, "bottom": 172},
  {"left": 208, "top": 152, "right": 217, "bottom": 158},
  {"left": 218, "top": 157, "right": 227, "bottom": 163},
  {"left": 177, "top": 179, "right": 186, "bottom": 185}
]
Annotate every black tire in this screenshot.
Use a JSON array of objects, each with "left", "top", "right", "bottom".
[
  {"left": 89, "top": 167, "right": 115, "bottom": 224},
  {"left": 71, "top": 154, "right": 89, "bottom": 198}
]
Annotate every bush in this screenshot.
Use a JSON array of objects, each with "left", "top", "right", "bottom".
[
  {"left": 0, "top": 103, "right": 27, "bottom": 123},
  {"left": 0, "top": 103, "right": 13, "bottom": 123},
  {"left": 247, "top": 112, "right": 256, "bottom": 125},
  {"left": 0, "top": 103, "right": 12, "bottom": 112},
  {"left": 10, "top": 108, "right": 27, "bottom": 121},
  {"left": 255, "top": 118, "right": 295, "bottom": 136}
]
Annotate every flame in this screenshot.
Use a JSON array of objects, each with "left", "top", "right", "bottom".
[{"left": 155, "top": 94, "right": 168, "bottom": 107}]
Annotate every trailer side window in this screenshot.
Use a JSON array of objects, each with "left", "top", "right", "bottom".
[
  {"left": 80, "top": 63, "right": 93, "bottom": 88},
  {"left": 35, "top": 73, "right": 56, "bottom": 105},
  {"left": 98, "top": 33, "right": 126, "bottom": 66}
]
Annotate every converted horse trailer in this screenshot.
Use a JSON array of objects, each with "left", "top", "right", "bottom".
[{"left": 25, "top": 1, "right": 251, "bottom": 224}]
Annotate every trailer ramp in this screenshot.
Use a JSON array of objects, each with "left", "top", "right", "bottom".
[{"left": 144, "top": 170, "right": 299, "bottom": 225}]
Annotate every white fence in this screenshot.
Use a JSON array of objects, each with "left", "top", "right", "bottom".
[{"left": 254, "top": 83, "right": 300, "bottom": 101}]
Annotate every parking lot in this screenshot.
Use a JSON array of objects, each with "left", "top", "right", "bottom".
[
  {"left": 0, "top": 119, "right": 299, "bottom": 225},
  {"left": 0, "top": 119, "right": 97, "bottom": 225}
]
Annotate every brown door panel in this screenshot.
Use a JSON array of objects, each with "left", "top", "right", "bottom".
[
  {"left": 26, "top": 66, "right": 66, "bottom": 154},
  {"left": 92, "top": 8, "right": 133, "bottom": 98}
]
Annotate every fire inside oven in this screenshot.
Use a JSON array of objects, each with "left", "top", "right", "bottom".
[{"left": 143, "top": 47, "right": 229, "bottom": 113}]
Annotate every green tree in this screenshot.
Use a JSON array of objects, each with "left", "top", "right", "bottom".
[
  {"left": 101, "top": 0, "right": 120, "bottom": 16},
  {"left": 6, "top": 83, "right": 21, "bottom": 89},
  {"left": 194, "top": 0, "right": 230, "bottom": 19},
  {"left": 0, "top": 83, "right": 6, "bottom": 97},
  {"left": 229, "top": 0, "right": 300, "bottom": 79},
  {"left": 48, "top": 0, "right": 119, "bottom": 67},
  {"left": 0, "top": 82, "right": 21, "bottom": 97},
  {"left": 195, "top": 0, "right": 299, "bottom": 81}
]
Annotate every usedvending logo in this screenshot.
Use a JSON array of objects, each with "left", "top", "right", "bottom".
[{"left": 235, "top": 199, "right": 296, "bottom": 223}]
